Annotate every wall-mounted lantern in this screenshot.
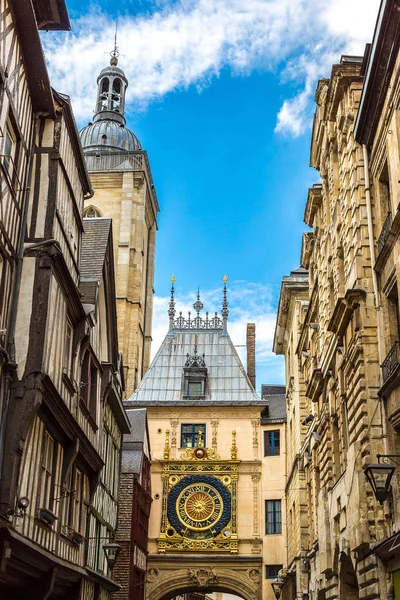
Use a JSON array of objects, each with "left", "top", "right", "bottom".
[
  {"left": 364, "top": 454, "right": 400, "bottom": 504},
  {"left": 271, "top": 578, "right": 284, "bottom": 599},
  {"left": 103, "top": 542, "right": 121, "bottom": 569}
]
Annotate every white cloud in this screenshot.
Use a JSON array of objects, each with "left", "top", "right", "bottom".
[
  {"left": 150, "top": 281, "right": 284, "bottom": 390},
  {"left": 41, "top": 0, "right": 380, "bottom": 137}
]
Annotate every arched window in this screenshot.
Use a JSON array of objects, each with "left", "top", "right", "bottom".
[
  {"left": 84, "top": 206, "right": 103, "bottom": 218},
  {"left": 99, "top": 79, "right": 109, "bottom": 110},
  {"left": 111, "top": 78, "right": 121, "bottom": 112},
  {"left": 112, "top": 78, "right": 121, "bottom": 94}
]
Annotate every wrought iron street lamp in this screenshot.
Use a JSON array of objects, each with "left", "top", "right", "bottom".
[
  {"left": 103, "top": 542, "right": 121, "bottom": 569},
  {"left": 364, "top": 454, "right": 400, "bottom": 504},
  {"left": 271, "top": 578, "right": 284, "bottom": 599}
]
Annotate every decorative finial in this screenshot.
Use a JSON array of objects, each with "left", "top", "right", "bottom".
[
  {"left": 197, "top": 430, "right": 204, "bottom": 448},
  {"left": 168, "top": 275, "right": 176, "bottom": 329},
  {"left": 222, "top": 275, "right": 229, "bottom": 329},
  {"left": 164, "top": 429, "right": 170, "bottom": 460},
  {"left": 193, "top": 287, "right": 203, "bottom": 316},
  {"left": 110, "top": 22, "right": 120, "bottom": 66},
  {"left": 231, "top": 430, "right": 237, "bottom": 460}
]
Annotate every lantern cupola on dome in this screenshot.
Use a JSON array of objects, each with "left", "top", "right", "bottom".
[{"left": 79, "top": 41, "right": 142, "bottom": 155}]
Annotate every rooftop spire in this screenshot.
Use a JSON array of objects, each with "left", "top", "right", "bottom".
[
  {"left": 222, "top": 275, "right": 229, "bottom": 329},
  {"left": 110, "top": 22, "right": 119, "bottom": 66},
  {"left": 168, "top": 275, "right": 176, "bottom": 329}
]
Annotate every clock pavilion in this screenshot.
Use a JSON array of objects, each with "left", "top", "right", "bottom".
[{"left": 123, "top": 279, "right": 287, "bottom": 600}]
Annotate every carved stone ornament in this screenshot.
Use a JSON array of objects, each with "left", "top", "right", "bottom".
[
  {"left": 188, "top": 567, "right": 219, "bottom": 587},
  {"left": 147, "top": 567, "right": 159, "bottom": 582},
  {"left": 248, "top": 569, "right": 261, "bottom": 583}
]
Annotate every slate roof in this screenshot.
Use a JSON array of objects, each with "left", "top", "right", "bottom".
[
  {"left": 261, "top": 384, "right": 286, "bottom": 424},
  {"left": 121, "top": 409, "right": 148, "bottom": 475},
  {"left": 125, "top": 330, "right": 264, "bottom": 407},
  {"left": 80, "top": 218, "right": 112, "bottom": 303},
  {"left": 124, "top": 408, "right": 147, "bottom": 444}
]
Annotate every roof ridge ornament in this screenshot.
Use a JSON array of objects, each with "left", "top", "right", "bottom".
[
  {"left": 168, "top": 275, "right": 176, "bottom": 329},
  {"left": 169, "top": 281, "right": 225, "bottom": 330},
  {"left": 222, "top": 275, "right": 229, "bottom": 330},
  {"left": 193, "top": 287, "right": 203, "bottom": 315}
]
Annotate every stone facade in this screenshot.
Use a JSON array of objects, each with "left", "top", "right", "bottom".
[
  {"left": 274, "top": 36, "right": 400, "bottom": 600},
  {"left": 354, "top": 0, "right": 400, "bottom": 594}
]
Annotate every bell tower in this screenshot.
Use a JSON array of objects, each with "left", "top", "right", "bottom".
[
  {"left": 79, "top": 43, "right": 159, "bottom": 397},
  {"left": 94, "top": 50, "right": 128, "bottom": 123}
]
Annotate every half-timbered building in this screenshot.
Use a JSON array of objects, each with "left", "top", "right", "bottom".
[
  {"left": 0, "top": 2, "right": 130, "bottom": 598},
  {"left": 0, "top": 0, "right": 70, "bottom": 471}
]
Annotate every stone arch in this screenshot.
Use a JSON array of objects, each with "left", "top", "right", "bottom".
[
  {"left": 84, "top": 205, "right": 103, "bottom": 218},
  {"left": 147, "top": 566, "right": 261, "bottom": 600},
  {"left": 338, "top": 552, "right": 359, "bottom": 600}
]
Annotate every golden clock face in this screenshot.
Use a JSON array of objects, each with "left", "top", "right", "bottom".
[{"left": 176, "top": 483, "right": 223, "bottom": 531}]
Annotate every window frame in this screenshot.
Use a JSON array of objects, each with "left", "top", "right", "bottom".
[
  {"left": 180, "top": 424, "right": 206, "bottom": 448},
  {"left": 265, "top": 499, "right": 282, "bottom": 535},
  {"left": 80, "top": 350, "right": 99, "bottom": 425},
  {"left": 38, "top": 430, "right": 57, "bottom": 511},
  {"left": 1, "top": 115, "right": 21, "bottom": 191},
  {"left": 65, "top": 465, "right": 89, "bottom": 535},
  {"left": 264, "top": 430, "right": 280, "bottom": 457},
  {"left": 265, "top": 564, "right": 283, "bottom": 579},
  {"left": 187, "top": 381, "right": 203, "bottom": 396}
]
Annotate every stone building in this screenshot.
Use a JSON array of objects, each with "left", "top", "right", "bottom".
[
  {"left": 79, "top": 49, "right": 159, "bottom": 397},
  {"left": 273, "top": 268, "right": 314, "bottom": 599},
  {"left": 124, "top": 280, "right": 287, "bottom": 600},
  {"left": 274, "top": 2, "right": 400, "bottom": 595},
  {"left": 354, "top": 0, "right": 400, "bottom": 593},
  {"left": 0, "top": 1, "right": 130, "bottom": 596}
]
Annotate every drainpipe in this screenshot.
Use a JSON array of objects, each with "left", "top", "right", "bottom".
[
  {"left": 0, "top": 114, "right": 38, "bottom": 491},
  {"left": 362, "top": 143, "right": 388, "bottom": 454}
]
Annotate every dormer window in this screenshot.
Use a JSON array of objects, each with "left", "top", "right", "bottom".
[
  {"left": 188, "top": 381, "right": 202, "bottom": 396},
  {"left": 182, "top": 348, "right": 207, "bottom": 399}
]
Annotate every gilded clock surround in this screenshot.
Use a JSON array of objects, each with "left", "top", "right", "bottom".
[{"left": 158, "top": 431, "right": 239, "bottom": 554}]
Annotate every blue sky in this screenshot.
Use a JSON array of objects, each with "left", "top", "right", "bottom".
[{"left": 41, "top": 0, "right": 380, "bottom": 390}]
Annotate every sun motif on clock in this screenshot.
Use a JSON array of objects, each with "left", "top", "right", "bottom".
[{"left": 186, "top": 491, "right": 214, "bottom": 519}]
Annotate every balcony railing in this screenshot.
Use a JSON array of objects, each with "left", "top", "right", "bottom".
[
  {"left": 381, "top": 341, "right": 400, "bottom": 384},
  {"left": 377, "top": 211, "right": 392, "bottom": 254},
  {"left": 85, "top": 152, "right": 144, "bottom": 172}
]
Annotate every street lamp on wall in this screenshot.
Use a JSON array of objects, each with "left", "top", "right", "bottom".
[
  {"left": 364, "top": 454, "right": 400, "bottom": 504},
  {"left": 271, "top": 578, "right": 284, "bottom": 599},
  {"left": 103, "top": 542, "right": 121, "bottom": 570}
]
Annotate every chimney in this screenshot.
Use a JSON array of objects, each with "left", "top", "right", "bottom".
[{"left": 246, "top": 323, "right": 256, "bottom": 390}]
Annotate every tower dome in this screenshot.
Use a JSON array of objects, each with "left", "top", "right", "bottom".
[{"left": 79, "top": 52, "right": 141, "bottom": 155}]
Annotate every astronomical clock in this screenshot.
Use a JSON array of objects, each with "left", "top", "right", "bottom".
[{"left": 158, "top": 432, "right": 239, "bottom": 554}]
